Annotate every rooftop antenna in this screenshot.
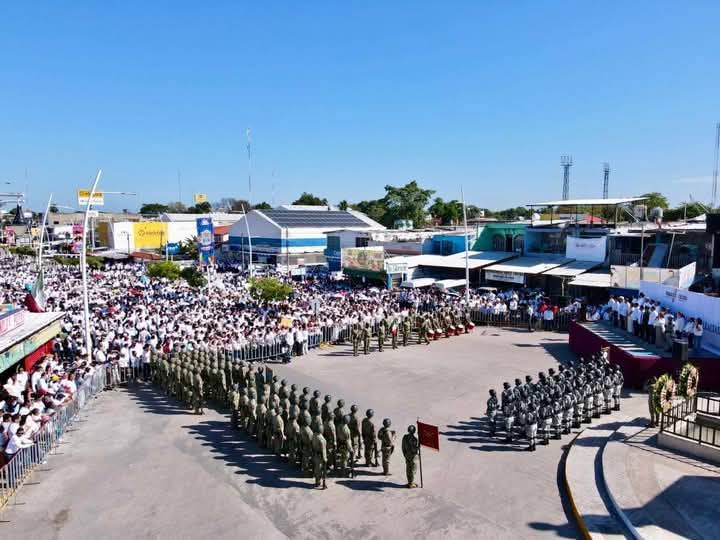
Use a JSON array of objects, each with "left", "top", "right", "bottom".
[
  {"left": 561, "top": 155, "right": 573, "bottom": 200},
  {"left": 602, "top": 163, "right": 610, "bottom": 199},
  {"left": 713, "top": 122, "right": 719, "bottom": 209}
]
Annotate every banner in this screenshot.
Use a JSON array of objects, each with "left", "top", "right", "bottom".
[
  {"left": 193, "top": 193, "right": 207, "bottom": 203},
  {"left": 133, "top": 222, "right": 168, "bottom": 249},
  {"left": 565, "top": 236, "right": 607, "bottom": 262},
  {"left": 417, "top": 421, "right": 440, "bottom": 451},
  {"left": 639, "top": 281, "right": 720, "bottom": 353},
  {"left": 485, "top": 270, "right": 524, "bottom": 284},
  {"left": 77, "top": 189, "right": 105, "bottom": 206},
  {"left": 342, "top": 247, "right": 384, "bottom": 272},
  {"left": 611, "top": 265, "right": 679, "bottom": 290},
  {"left": 196, "top": 217, "right": 214, "bottom": 264},
  {"left": 678, "top": 262, "right": 696, "bottom": 290}
]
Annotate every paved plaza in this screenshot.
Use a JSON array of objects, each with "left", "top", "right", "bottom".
[{"left": 4, "top": 328, "right": 652, "bottom": 539}]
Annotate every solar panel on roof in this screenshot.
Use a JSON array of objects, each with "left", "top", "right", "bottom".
[{"left": 261, "top": 209, "right": 368, "bottom": 228}]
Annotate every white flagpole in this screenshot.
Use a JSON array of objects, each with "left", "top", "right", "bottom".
[
  {"left": 37, "top": 193, "right": 53, "bottom": 270},
  {"left": 82, "top": 169, "right": 102, "bottom": 361},
  {"left": 461, "top": 186, "right": 470, "bottom": 304}
]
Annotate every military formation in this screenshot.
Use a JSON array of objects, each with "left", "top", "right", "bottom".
[
  {"left": 350, "top": 306, "right": 475, "bottom": 356},
  {"left": 146, "top": 349, "right": 422, "bottom": 489},
  {"left": 486, "top": 349, "right": 624, "bottom": 451}
]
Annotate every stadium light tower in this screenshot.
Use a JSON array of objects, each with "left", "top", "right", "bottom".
[
  {"left": 561, "top": 155, "right": 573, "bottom": 200},
  {"left": 603, "top": 163, "right": 610, "bottom": 199}
]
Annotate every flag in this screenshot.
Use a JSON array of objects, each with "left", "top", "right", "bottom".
[
  {"left": 417, "top": 421, "right": 440, "bottom": 451},
  {"left": 25, "top": 269, "right": 46, "bottom": 313}
]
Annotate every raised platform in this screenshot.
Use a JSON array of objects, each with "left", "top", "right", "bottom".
[{"left": 569, "top": 321, "right": 720, "bottom": 389}]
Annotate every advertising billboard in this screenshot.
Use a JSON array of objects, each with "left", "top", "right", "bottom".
[
  {"left": 565, "top": 236, "right": 607, "bottom": 263},
  {"left": 133, "top": 222, "right": 169, "bottom": 249},
  {"left": 196, "top": 217, "right": 214, "bottom": 264},
  {"left": 193, "top": 193, "right": 207, "bottom": 203},
  {"left": 342, "top": 247, "right": 384, "bottom": 272},
  {"left": 77, "top": 190, "right": 105, "bottom": 206}
]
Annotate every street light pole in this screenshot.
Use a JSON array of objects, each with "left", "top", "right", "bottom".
[
  {"left": 37, "top": 193, "right": 53, "bottom": 270},
  {"left": 81, "top": 169, "right": 102, "bottom": 361},
  {"left": 461, "top": 186, "right": 470, "bottom": 304}
]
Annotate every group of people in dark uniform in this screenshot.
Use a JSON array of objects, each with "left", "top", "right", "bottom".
[{"left": 485, "top": 349, "right": 624, "bottom": 451}]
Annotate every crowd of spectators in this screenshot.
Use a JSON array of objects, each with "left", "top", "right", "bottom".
[{"left": 585, "top": 293, "right": 704, "bottom": 352}]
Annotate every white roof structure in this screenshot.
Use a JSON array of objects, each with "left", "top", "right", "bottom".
[
  {"left": 543, "top": 260, "right": 600, "bottom": 277},
  {"left": 569, "top": 272, "right": 612, "bottom": 288},
  {"left": 400, "top": 277, "right": 436, "bottom": 289},
  {"left": 410, "top": 251, "right": 516, "bottom": 270},
  {"left": 526, "top": 197, "right": 646, "bottom": 207},
  {"left": 160, "top": 212, "right": 240, "bottom": 224},
  {"left": 434, "top": 278, "right": 467, "bottom": 290},
  {"left": 484, "top": 256, "right": 571, "bottom": 275}
]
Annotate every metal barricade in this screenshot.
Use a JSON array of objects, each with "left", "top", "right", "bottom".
[{"left": 0, "top": 368, "right": 106, "bottom": 511}]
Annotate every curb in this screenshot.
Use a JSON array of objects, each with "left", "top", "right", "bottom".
[{"left": 562, "top": 430, "right": 592, "bottom": 540}]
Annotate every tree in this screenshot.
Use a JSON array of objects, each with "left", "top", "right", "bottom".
[
  {"left": 641, "top": 192, "right": 669, "bottom": 210},
  {"left": 382, "top": 180, "right": 435, "bottom": 228},
  {"left": 664, "top": 202, "right": 706, "bottom": 221},
  {"left": 147, "top": 260, "right": 181, "bottom": 280},
  {"left": 429, "top": 197, "right": 463, "bottom": 225},
  {"left": 166, "top": 201, "right": 187, "bottom": 213},
  {"left": 352, "top": 199, "right": 387, "bottom": 225},
  {"left": 338, "top": 200, "right": 349, "bottom": 211},
  {"left": 180, "top": 236, "right": 198, "bottom": 258},
  {"left": 140, "top": 203, "right": 170, "bottom": 215},
  {"left": 253, "top": 201, "right": 272, "bottom": 210},
  {"left": 249, "top": 276, "right": 294, "bottom": 302},
  {"left": 214, "top": 198, "right": 251, "bottom": 212},
  {"left": 188, "top": 201, "right": 212, "bottom": 214},
  {"left": 180, "top": 266, "right": 207, "bottom": 288},
  {"left": 293, "top": 192, "right": 328, "bottom": 206}
]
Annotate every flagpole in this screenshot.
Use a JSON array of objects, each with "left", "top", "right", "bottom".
[
  {"left": 461, "top": 186, "right": 470, "bottom": 304},
  {"left": 82, "top": 169, "right": 102, "bottom": 362},
  {"left": 417, "top": 419, "right": 424, "bottom": 488},
  {"left": 37, "top": 193, "right": 53, "bottom": 270}
]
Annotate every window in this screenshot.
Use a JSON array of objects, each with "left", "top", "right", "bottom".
[
  {"left": 513, "top": 235, "right": 524, "bottom": 253},
  {"left": 355, "top": 237, "right": 369, "bottom": 247},
  {"left": 491, "top": 234, "right": 505, "bottom": 251}
]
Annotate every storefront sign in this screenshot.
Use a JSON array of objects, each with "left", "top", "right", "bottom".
[
  {"left": 485, "top": 270, "right": 525, "bottom": 284},
  {"left": 385, "top": 261, "right": 408, "bottom": 275},
  {"left": 566, "top": 236, "right": 607, "bottom": 263},
  {"left": 0, "top": 309, "right": 26, "bottom": 336},
  {"left": 77, "top": 190, "right": 105, "bottom": 206},
  {"left": 0, "top": 320, "right": 61, "bottom": 372},
  {"left": 133, "top": 222, "right": 169, "bottom": 249}
]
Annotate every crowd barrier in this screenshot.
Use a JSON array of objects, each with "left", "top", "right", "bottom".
[
  {"left": 469, "top": 309, "right": 573, "bottom": 332},
  {"left": 0, "top": 368, "right": 106, "bottom": 511}
]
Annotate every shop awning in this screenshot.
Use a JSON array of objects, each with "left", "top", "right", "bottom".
[
  {"left": 400, "top": 277, "right": 436, "bottom": 288},
  {"left": 484, "top": 256, "right": 571, "bottom": 275},
  {"left": 434, "top": 279, "right": 467, "bottom": 290},
  {"left": 415, "top": 251, "right": 516, "bottom": 270},
  {"left": 569, "top": 272, "right": 612, "bottom": 288},
  {"left": 543, "top": 260, "right": 600, "bottom": 277}
]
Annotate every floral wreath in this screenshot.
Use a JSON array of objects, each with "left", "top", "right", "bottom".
[
  {"left": 653, "top": 373, "right": 677, "bottom": 414},
  {"left": 678, "top": 363, "right": 699, "bottom": 399}
]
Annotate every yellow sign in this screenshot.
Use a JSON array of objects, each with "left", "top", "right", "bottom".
[
  {"left": 97, "top": 222, "right": 111, "bottom": 246},
  {"left": 133, "top": 222, "right": 168, "bottom": 249},
  {"left": 77, "top": 189, "right": 105, "bottom": 206},
  {"left": 193, "top": 193, "right": 207, "bottom": 203}
]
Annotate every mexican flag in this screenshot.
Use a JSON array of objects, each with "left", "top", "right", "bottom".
[{"left": 24, "top": 269, "right": 46, "bottom": 313}]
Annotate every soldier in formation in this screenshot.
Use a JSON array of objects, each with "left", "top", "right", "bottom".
[
  {"left": 401, "top": 424, "right": 420, "bottom": 488},
  {"left": 486, "top": 350, "right": 624, "bottom": 451}
]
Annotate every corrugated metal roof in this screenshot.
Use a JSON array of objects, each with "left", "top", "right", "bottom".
[
  {"left": 485, "top": 256, "right": 570, "bottom": 275},
  {"left": 260, "top": 209, "right": 370, "bottom": 228},
  {"left": 543, "top": 260, "right": 600, "bottom": 277}
]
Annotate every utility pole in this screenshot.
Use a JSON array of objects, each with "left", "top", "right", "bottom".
[
  {"left": 461, "top": 186, "right": 470, "bottom": 304},
  {"left": 561, "top": 156, "right": 573, "bottom": 201},
  {"left": 713, "top": 122, "right": 719, "bottom": 209},
  {"left": 603, "top": 163, "right": 610, "bottom": 199}
]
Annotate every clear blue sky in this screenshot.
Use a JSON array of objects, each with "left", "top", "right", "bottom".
[{"left": 1, "top": 1, "right": 719, "bottom": 212}]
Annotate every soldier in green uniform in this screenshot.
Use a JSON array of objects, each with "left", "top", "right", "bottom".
[
  {"left": 362, "top": 322, "right": 372, "bottom": 355},
  {"left": 323, "top": 415, "right": 337, "bottom": 474},
  {"left": 256, "top": 395, "right": 267, "bottom": 446},
  {"left": 348, "top": 404, "right": 362, "bottom": 459},
  {"left": 265, "top": 404, "right": 276, "bottom": 450},
  {"left": 336, "top": 414, "right": 354, "bottom": 478},
  {"left": 377, "top": 319, "right": 386, "bottom": 352},
  {"left": 311, "top": 424, "right": 328, "bottom": 489},
  {"left": 402, "top": 425, "right": 419, "bottom": 488},
  {"left": 645, "top": 376, "right": 659, "bottom": 427},
  {"left": 238, "top": 388, "right": 249, "bottom": 431},
  {"left": 286, "top": 409, "right": 300, "bottom": 465},
  {"left": 362, "top": 408, "right": 378, "bottom": 467},
  {"left": 246, "top": 388, "right": 257, "bottom": 435},
  {"left": 402, "top": 316, "right": 411, "bottom": 347},
  {"left": 192, "top": 369, "right": 205, "bottom": 415},
  {"left": 352, "top": 323, "right": 361, "bottom": 356},
  {"left": 378, "top": 418, "right": 395, "bottom": 476},
  {"left": 321, "top": 394, "right": 333, "bottom": 423},
  {"left": 300, "top": 415, "right": 314, "bottom": 474}
]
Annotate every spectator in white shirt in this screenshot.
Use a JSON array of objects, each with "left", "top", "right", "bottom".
[
  {"left": 694, "top": 319, "right": 704, "bottom": 352},
  {"left": 4, "top": 427, "right": 33, "bottom": 461}
]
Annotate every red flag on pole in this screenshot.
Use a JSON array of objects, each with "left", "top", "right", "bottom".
[{"left": 417, "top": 421, "right": 440, "bottom": 451}]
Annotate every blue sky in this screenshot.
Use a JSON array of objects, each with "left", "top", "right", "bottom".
[{"left": 1, "top": 1, "right": 719, "bottom": 212}]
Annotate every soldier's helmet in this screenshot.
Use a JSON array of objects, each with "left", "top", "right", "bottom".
[
  {"left": 313, "top": 390, "right": 321, "bottom": 398},
  {"left": 258, "top": 396, "right": 265, "bottom": 404},
  {"left": 324, "top": 394, "right": 332, "bottom": 403},
  {"left": 539, "top": 371, "right": 546, "bottom": 380},
  {"left": 341, "top": 415, "right": 350, "bottom": 425},
  {"left": 337, "top": 399, "right": 345, "bottom": 407},
  {"left": 515, "top": 378, "right": 522, "bottom": 386},
  {"left": 525, "top": 375, "right": 533, "bottom": 383},
  {"left": 489, "top": 389, "right": 496, "bottom": 396},
  {"left": 281, "top": 379, "right": 287, "bottom": 386},
  {"left": 272, "top": 375, "right": 278, "bottom": 382},
  {"left": 312, "top": 423, "right": 322, "bottom": 434},
  {"left": 240, "top": 388, "right": 246, "bottom": 395},
  {"left": 350, "top": 404, "right": 358, "bottom": 413},
  {"left": 257, "top": 365, "right": 264, "bottom": 373},
  {"left": 291, "top": 383, "right": 297, "bottom": 391},
  {"left": 302, "top": 386, "right": 310, "bottom": 394},
  {"left": 366, "top": 409, "right": 374, "bottom": 418},
  {"left": 548, "top": 368, "right": 556, "bottom": 376},
  {"left": 382, "top": 418, "right": 391, "bottom": 428},
  {"left": 558, "top": 364, "right": 565, "bottom": 373},
  {"left": 408, "top": 424, "right": 416, "bottom": 434},
  {"left": 503, "top": 382, "right": 510, "bottom": 389}
]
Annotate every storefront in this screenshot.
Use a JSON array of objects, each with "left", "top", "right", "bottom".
[{"left": 0, "top": 311, "right": 65, "bottom": 379}]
